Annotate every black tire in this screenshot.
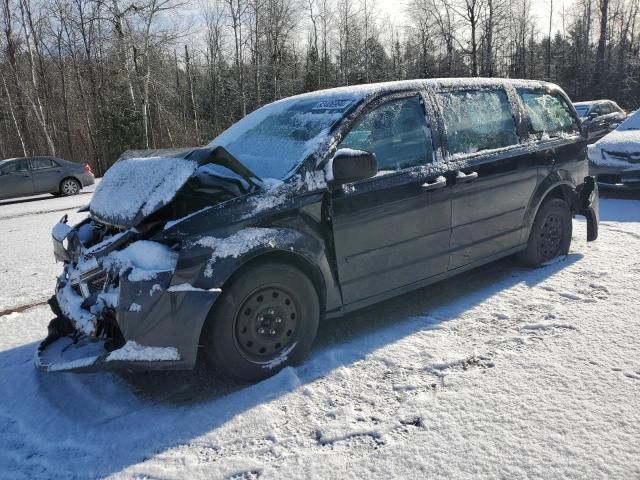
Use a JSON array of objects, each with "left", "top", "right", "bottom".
[
  {"left": 519, "top": 198, "right": 572, "bottom": 267},
  {"left": 203, "top": 262, "right": 320, "bottom": 381},
  {"left": 60, "top": 178, "right": 81, "bottom": 196}
]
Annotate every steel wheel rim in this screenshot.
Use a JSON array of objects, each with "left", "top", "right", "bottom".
[
  {"left": 233, "top": 285, "right": 299, "bottom": 364},
  {"left": 539, "top": 212, "right": 563, "bottom": 261},
  {"left": 63, "top": 180, "right": 79, "bottom": 195}
]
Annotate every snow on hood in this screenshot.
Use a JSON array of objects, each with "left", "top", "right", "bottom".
[
  {"left": 593, "top": 129, "right": 640, "bottom": 154},
  {"left": 90, "top": 157, "right": 198, "bottom": 227}
]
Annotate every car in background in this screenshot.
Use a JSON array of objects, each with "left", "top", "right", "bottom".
[
  {"left": 573, "top": 100, "right": 627, "bottom": 142},
  {"left": 0, "top": 156, "right": 95, "bottom": 201},
  {"left": 588, "top": 109, "right": 640, "bottom": 189}
]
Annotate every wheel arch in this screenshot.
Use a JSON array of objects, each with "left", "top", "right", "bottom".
[
  {"left": 195, "top": 248, "right": 328, "bottom": 370},
  {"left": 521, "top": 171, "right": 576, "bottom": 244},
  {"left": 223, "top": 248, "right": 328, "bottom": 316}
]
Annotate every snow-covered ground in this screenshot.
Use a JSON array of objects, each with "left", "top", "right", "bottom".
[{"left": 0, "top": 190, "right": 639, "bottom": 479}]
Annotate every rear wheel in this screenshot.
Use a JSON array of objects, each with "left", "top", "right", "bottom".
[
  {"left": 60, "top": 178, "right": 81, "bottom": 196},
  {"left": 519, "top": 198, "right": 572, "bottom": 267},
  {"left": 203, "top": 262, "right": 320, "bottom": 381}
]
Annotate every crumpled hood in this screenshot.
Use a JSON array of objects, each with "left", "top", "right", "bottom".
[{"left": 90, "top": 156, "right": 199, "bottom": 227}]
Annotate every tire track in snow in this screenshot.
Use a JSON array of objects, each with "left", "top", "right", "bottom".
[
  {"left": 0, "top": 299, "right": 50, "bottom": 319},
  {"left": 0, "top": 205, "right": 82, "bottom": 222}
]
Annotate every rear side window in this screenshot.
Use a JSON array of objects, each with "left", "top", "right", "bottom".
[
  {"left": 31, "top": 158, "right": 57, "bottom": 170},
  {"left": 0, "top": 160, "right": 29, "bottom": 175},
  {"left": 437, "top": 89, "right": 518, "bottom": 156},
  {"left": 600, "top": 103, "right": 613, "bottom": 115},
  {"left": 518, "top": 91, "right": 579, "bottom": 137},
  {"left": 339, "top": 96, "right": 434, "bottom": 171}
]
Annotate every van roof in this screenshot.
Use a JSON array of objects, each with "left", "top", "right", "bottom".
[{"left": 282, "top": 78, "right": 556, "bottom": 105}]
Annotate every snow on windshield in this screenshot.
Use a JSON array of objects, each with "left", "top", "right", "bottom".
[
  {"left": 617, "top": 110, "right": 640, "bottom": 131},
  {"left": 209, "top": 95, "right": 360, "bottom": 179}
]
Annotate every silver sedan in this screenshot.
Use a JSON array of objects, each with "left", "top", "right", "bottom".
[{"left": 0, "top": 156, "right": 95, "bottom": 200}]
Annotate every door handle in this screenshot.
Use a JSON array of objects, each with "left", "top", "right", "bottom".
[
  {"left": 421, "top": 176, "right": 447, "bottom": 191},
  {"left": 456, "top": 171, "right": 478, "bottom": 182}
]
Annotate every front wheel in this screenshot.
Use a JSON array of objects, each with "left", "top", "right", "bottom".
[
  {"left": 519, "top": 198, "right": 572, "bottom": 267},
  {"left": 203, "top": 262, "right": 320, "bottom": 381},
  {"left": 60, "top": 178, "right": 81, "bottom": 196}
]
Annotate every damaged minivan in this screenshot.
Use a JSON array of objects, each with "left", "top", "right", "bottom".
[{"left": 38, "top": 79, "right": 599, "bottom": 381}]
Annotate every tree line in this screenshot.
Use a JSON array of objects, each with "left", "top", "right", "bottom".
[{"left": 1, "top": 0, "right": 638, "bottom": 174}]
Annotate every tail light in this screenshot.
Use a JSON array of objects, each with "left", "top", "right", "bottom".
[{"left": 84, "top": 164, "right": 93, "bottom": 174}]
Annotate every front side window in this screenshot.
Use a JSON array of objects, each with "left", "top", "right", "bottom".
[
  {"left": 30, "top": 158, "right": 56, "bottom": 170},
  {"left": 518, "top": 90, "right": 579, "bottom": 137},
  {"left": 437, "top": 89, "right": 518, "bottom": 156},
  {"left": 0, "top": 160, "right": 29, "bottom": 175},
  {"left": 338, "top": 96, "right": 434, "bottom": 171}
]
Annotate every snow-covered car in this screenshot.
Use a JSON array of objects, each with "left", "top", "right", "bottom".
[
  {"left": 588, "top": 109, "right": 640, "bottom": 189},
  {"left": 37, "top": 79, "right": 599, "bottom": 381},
  {"left": 573, "top": 100, "right": 627, "bottom": 143}
]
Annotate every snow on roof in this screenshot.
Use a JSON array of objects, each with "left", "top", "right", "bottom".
[
  {"left": 266, "top": 78, "right": 554, "bottom": 106},
  {"left": 573, "top": 99, "right": 611, "bottom": 106}
]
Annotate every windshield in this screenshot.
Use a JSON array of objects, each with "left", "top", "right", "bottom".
[
  {"left": 574, "top": 105, "right": 590, "bottom": 116},
  {"left": 209, "top": 96, "right": 357, "bottom": 180},
  {"left": 617, "top": 110, "right": 640, "bottom": 131}
]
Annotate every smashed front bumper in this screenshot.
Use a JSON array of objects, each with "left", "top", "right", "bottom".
[
  {"left": 37, "top": 228, "right": 222, "bottom": 373},
  {"left": 36, "top": 283, "right": 221, "bottom": 373}
]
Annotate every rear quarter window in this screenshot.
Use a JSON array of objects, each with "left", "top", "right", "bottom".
[
  {"left": 436, "top": 89, "right": 518, "bottom": 157},
  {"left": 518, "top": 90, "right": 579, "bottom": 138}
]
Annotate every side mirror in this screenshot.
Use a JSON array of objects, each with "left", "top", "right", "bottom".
[
  {"left": 588, "top": 112, "right": 599, "bottom": 120},
  {"left": 329, "top": 148, "right": 377, "bottom": 185}
]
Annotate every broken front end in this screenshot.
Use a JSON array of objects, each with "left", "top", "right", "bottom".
[
  {"left": 36, "top": 217, "right": 221, "bottom": 373},
  {"left": 33, "top": 150, "right": 258, "bottom": 373}
]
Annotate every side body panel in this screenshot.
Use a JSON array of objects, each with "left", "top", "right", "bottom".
[
  {"left": 331, "top": 169, "right": 451, "bottom": 304},
  {"left": 31, "top": 157, "right": 64, "bottom": 193},
  {"left": 447, "top": 150, "right": 539, "bottom": 269}
]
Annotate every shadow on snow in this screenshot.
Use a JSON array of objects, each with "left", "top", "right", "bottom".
[{"left": 0, "top": 253, "right": 581, "bottom": 478}]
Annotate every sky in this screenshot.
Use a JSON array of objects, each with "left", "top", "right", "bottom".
[{"left": 374, "top": 0, "right": 572, "bottom": 37}]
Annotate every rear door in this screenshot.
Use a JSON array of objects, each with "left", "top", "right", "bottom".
[
  {"left": 0, "top": 159, "right": 34, "bottom": 199},
  {"left": 434, "top": 86, "right": 539, "bottom": 270},
  {"left": 330, "top": 92, "right": 452, "bottom": 306},
  {"left": 30, "top": 157, "right": 63, "bottom": 193}
]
